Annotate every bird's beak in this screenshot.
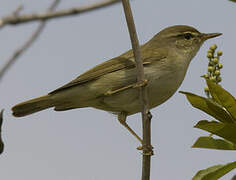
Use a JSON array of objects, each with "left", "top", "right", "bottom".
[{"left": 201, "top": 33, "right": 222, "bottom": 41}]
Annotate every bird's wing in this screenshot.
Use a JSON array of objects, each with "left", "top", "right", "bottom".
[{"left": 50, "top": 48, "right": 167, "bottom": 94}]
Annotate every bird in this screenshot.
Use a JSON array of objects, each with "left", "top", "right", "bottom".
[{"left": 12, "top": 25, "right": 222, "bottom": 145}]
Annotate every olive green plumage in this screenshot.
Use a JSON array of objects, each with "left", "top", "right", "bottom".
[{"left": 12, "top": 25, "right": 221, "bottom": 117}]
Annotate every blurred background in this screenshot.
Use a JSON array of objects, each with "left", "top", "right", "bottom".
[{"left": 0, "top": 0, "right": 235, "bottom": 179}]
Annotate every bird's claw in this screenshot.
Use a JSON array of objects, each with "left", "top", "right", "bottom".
[
  {"left": 136, "top": 144, "right": 154, "bottom": 156},
  {"left": 133, "top": 79, "right": 148, "bottom": 88}
]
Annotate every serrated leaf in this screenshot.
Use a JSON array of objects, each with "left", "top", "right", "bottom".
[
  {"left": 192, "top": 161, "right": 236, "bottom": 180},
  {"left": 195, "top": 120, "right": 236, "bottom": 144},
  {"left": 179, "top": 91, "right": 233, "bottom": 123},
  {"left": 206, "top": 79, "right": 236, "bottom": 120},
  {"left": 192, "top": 136, "right": 236, "bottom": 150}
]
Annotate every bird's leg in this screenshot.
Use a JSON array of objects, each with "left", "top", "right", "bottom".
[{"left": 118, "top": 112, "right": 143, "bottom": 145}]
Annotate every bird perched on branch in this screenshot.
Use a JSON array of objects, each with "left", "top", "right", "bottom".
[{"left": 12, "top": 25, "right": 222, "bottom": 145}]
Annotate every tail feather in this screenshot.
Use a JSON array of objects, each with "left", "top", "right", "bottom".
[{"left": 12, "top": 95, "right": 54, "bottom": 117}]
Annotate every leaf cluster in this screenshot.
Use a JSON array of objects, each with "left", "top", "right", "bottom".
[
  {"left": 180, "top": 79, "right": 236, "bottom": 179},
  {"left": 180, "top": 79, "right": 236, "bottom": 150}
]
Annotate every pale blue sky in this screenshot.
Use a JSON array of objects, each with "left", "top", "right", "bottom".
[{"left": 0, "top": 0, "right": 236, "bottom": 179}]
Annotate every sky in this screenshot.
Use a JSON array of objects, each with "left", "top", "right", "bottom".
[{"left": 0, "top": 0, "right": 236, "bottom": 179}]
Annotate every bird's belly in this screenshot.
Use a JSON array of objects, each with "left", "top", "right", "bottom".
[
  {"left": 93, "top": 66, "right": 186, "bottom": 115},
  {"left": 147, "top": 71, "right": 183, "bottom": 109}
]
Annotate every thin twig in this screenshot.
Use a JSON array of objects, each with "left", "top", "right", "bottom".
[
  {"left": 121, "top": 1, "right": 153, "bottom": 180},
  {"left": 0, "top": 0, "right": 121, "bottom": 28},
  {"left": 12, "top": 5, "right": 24, "bottom": 17},
  {"left": 0, "top": 110, "right": 4, "bottom": 155},
  {"left": 0, "top": 0, "right": 60, "bottom": 82}
]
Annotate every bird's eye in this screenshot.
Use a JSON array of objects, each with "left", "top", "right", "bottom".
[{"left": 184, "top": 33, "right": 193, "bottom": 40}]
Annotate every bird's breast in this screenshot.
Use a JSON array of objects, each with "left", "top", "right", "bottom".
[{"left": 145, "top": 57, "right": 189, "bottom": 108}]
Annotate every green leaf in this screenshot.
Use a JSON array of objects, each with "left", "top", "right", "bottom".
[
  {"left": 229, "top": 0, "right": 236, "bottom": 2},
  {"left": 195, "top": 120, "right": 236, "bottom": 144},
  {"left": 205, "top": 80, "right": 222, "bottom": 105},
  {"left": 179, "top": 91, "right": 234, "bottom": 123},
  {"left": 192, "top": 165, "right": 223, "bottom": 180},
  {"left": 205, "top": 98, "right": 235, "bottom": 123},
  {"left": 206, "top": 79, "right": 236, "bottom": 120},
  {"left": 192, "top": 161, "right": 236, "bottom": 180},
  {"left": 192, "top": 136, "right": 236, "bottom": 150}
]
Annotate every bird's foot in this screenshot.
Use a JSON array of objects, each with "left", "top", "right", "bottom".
[
  {"left": 132, "top": 79, "right": 148, "bottom": 88},
  {"left": 137, "top": 144, "right": 154, "bottom": 156}
]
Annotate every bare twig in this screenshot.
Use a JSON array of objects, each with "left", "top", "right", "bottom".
[
  {"left": 0, "top": 0, "right": 121, "bottom": 28},
  {"left": 0, "top": 0, "right": 60, "bottom": 82},
  {"left": 0, "top": 110, "right": 4, "bottom": 154},
  {"left": 121, "top": 1, "right": 153, "bottom": 180},
  {"left": 12, "top": 5, "right": 24, "bottom": 17}
]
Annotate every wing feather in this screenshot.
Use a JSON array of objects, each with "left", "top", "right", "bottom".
[{"left": 50, "top": 48, "right": 167, "bottom": 94}]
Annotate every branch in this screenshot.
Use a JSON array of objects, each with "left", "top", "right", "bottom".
[
  {"left": 0, "top": 0, "right": 60, "bottom": 82},
  {"left": 0, "top": 0, "right": 121, "bottom": 28},
  {"left": 0, "top": 110, "right": 4, "bottom": 155},
  {"left": 121, "top": 1, "right": 153, "bottom": 180}
]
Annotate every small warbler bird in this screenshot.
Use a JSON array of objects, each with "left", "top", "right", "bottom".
[{"left": 12, "top": 25, "right": 221, "bottom": 144}]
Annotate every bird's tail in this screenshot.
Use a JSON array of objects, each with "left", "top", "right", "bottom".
[{"left": 12, "top": 95, "right": 54, "bottom": 117}]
